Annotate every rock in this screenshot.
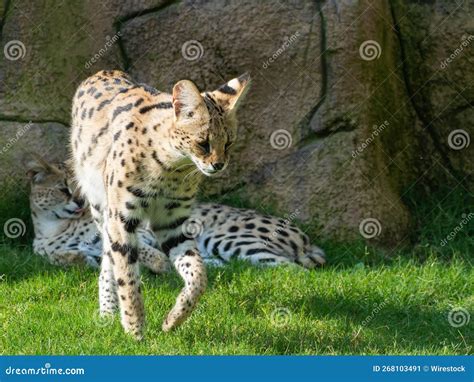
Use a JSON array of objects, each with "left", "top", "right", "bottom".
[
  {"left": 392, "top": 0, "right": 474, "bottom": 187},
  {"left": 121, "top": 0, "right": 323, "bottom": 192},
  {"left": 0, "top": 121, "right": 69, "bottom": 189},
  {"left": 0, "top": 0, "right": 471, "bottom": 246}
]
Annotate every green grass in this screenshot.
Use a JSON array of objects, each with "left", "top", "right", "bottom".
[{"left": 0, "top": 186, "right": 472, "bottom": 355}]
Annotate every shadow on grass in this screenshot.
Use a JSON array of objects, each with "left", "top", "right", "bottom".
[
  {"left": 0, "top": 245, "right": 92, "bottom": 283},
  {"left": 173, "top": 291, "right": 467, "bottom": 355}
]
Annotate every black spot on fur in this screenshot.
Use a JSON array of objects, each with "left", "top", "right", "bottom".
[
  {"left": 161, "top": 233, "right": 188, "bottom": 255},
  {"left": 126, "top": 186, "right": 146, "bottom": 198},
  {"left": 111, "top": 241, "right": 135, "bottom": 257},
  {"left": 139, "top": 102, "right": 173, "bottom": 113},
  {"left": 290, "top": 240, "right": 298, "bottom": 255},
  {"left": 212, "top": 240, "right": 222, "bottom": 255},
  {"left": 139, "top": 83, "right": 160, "bottom": 95},
  {"left": 112, "top": 103, "right": 133, "bottom": 121},
  {"left": 119, "top": 213, "right": 141, "bottom": 233},
  {"left": 204, "top": 237, "right": 211, "bottom": 249},
  {"left": 235, "top": 241, "right": 256, "bottom": 246},
  {"left": 231, "top": 248, "right": 241, "bottom": 259},
  {"left": 223, "top": 241, "right": 232, "bottom": 252},
  {"left": 165, "top": 202, "right": 181, "bottom": 210},
  {"left": 218, "top": 84, "right": 237, "bottom": 95},
  {"left": 97, "top": 99, "right": 112, "bottom": 111},
  {"left": 151, "top": 151, "right": 164, "bottom": 167}
]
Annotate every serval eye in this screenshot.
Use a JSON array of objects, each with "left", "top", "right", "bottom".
[
  {"left": 198, "top": 140, "right": 211, "bottom": 154},
  {"left": 59, "top": 187, "right": 72, "bottom": 197}
]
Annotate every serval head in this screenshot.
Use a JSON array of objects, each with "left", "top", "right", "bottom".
[
  {"left": 26, "top": 153, "right": 85, "bottom": 220},
  {"left": 171, "top": 73, "right": 250, "bottom": 176}
]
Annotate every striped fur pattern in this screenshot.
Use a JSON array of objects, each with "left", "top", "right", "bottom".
[{"left": 70, "top": 70, "right": 250, "bottom": 338}]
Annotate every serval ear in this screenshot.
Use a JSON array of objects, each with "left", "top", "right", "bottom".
[
  {"left": 211, "top": 73, "right": 251, "bottom": 113},
  {"left": 25, "top": 152, "right": 56, "bottom": 183},
  {"left": 172, "top": 80, "right": 208, "bottom": 126}
]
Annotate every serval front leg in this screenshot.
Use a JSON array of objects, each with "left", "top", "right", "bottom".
[
  {"left": 99, "top": 242, "right": 119, "bottom": 316},
  {"left": 161, "top": 239, "right": 207, "bottom": 331},
  {"left": 90, "top": 205, "right": 119, "bottom": 316},
  {"left": 104, "top": 195, "right": 145, "bottom": 339}
]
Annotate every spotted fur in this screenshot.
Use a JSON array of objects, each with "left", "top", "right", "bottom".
[
  {"left": 28, "top": 161, "right": 326, "bottom": 270},
  {"left": 70, "top": 70, "right": 250, "bottom": 338},
  {"left": 27, "top": 154, "right": 169, "bottom": 273},
  {"left": 192, "top": 203, "right": 326, "bottom": 268}
]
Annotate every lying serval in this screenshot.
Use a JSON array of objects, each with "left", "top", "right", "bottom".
[{"left": 27, "top": 156, "right": 326, "bottom": 271}]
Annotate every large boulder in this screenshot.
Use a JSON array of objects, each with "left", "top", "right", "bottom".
[
  {"left": 0, "top": 0, "right": 471, "bottom": 245},
  {"left": 392, "top": 0, "right": 473, "bottom": 187},
  {"left": 0, "top": 121, "right": 68, "bottom": 187}
]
